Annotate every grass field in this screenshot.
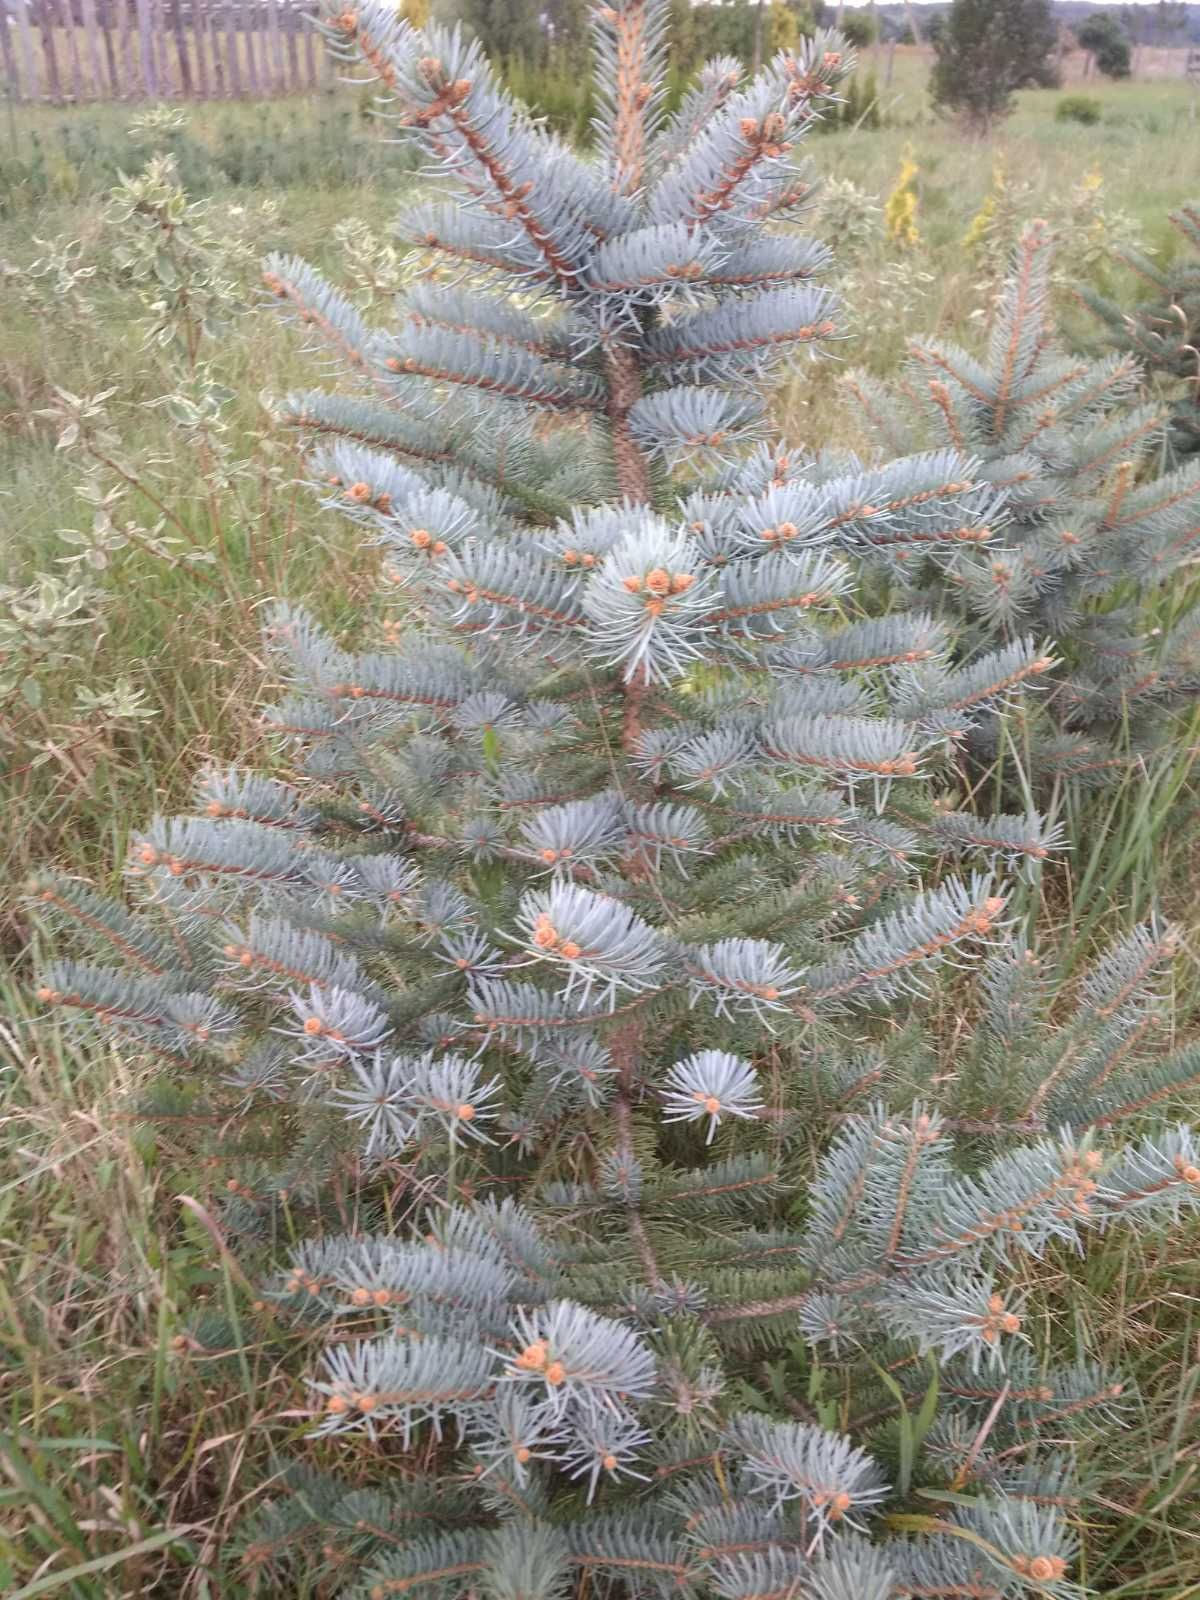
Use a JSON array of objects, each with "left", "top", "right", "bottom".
[{"left": 3, "top": 54, "right": 1200, "bottom": 1597}]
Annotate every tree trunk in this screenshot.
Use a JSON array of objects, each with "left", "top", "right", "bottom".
[{"left": 604, "top": 345, "right": 653, "bottom": 506}]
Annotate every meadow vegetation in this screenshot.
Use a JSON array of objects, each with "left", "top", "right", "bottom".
[{"left": 2, "top": 45, "right": 1200, "bottom": 1597}]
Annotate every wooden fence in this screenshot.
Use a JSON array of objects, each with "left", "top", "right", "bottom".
[{"left": 0, "top": 0, "right": 333, "bottom": 101}]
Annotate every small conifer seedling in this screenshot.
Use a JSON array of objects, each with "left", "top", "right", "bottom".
[
  {"left": 32, "top": 4, "right": 1200, "bottom": 1595},
  {"left": 845, "top": 220, "right": 1200, "bottom": 788},
  {"left": 1082, "top": 198, "right": 1200, "bottom": 463}
]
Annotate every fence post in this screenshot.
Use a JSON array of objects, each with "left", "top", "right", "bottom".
[
  {"left": 169, "top": 0, "right": 191, "bottom": 92},
  {"left": 195, "top": 0, "right": 211, "bottom": 96},
  {"left": 97, "top": 0, "right": 119, "bottom": 96},
  {"left": 135, "top": 0, "right": 155, "bottom": 94},
  {"left": 58, "top": 0, "right": 86, "bottom": 100},
  {"left": 266, "top": 0, "right": 283, "bottom": 92},
  {"left": 37, "top": 0, "right": 66, "bottom": 102},
  {"left": 14, "top": 1, "right": 39, "bottom": 100},
  {"left": 78, "top": 0, "right": 109, "bottom": 97},
  {"left": 156, "top": 0, "right": 172, "bottom": 92},
  {"left": 0, "top": 9, "right": 22, "bottom": 102},
  {"left": 119, "top": 0, "right": 136, "bottom": 97},
  {"left": 223, "top": 0, "right": 239, "bottom": 93},
  {"left": 283, "top": 0, "right": 298, "bottom": 92},
  {"left": 240, "top": 0, "right": 258, "bottom": 93},
  {"left": 209, "top": 0, "right": 225, "bottom": 94},
  {"left": 303, "top": 5, "right": 316, "bottom": 88}
]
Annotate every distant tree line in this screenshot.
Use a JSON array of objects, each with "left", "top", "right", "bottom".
[
  {"left": 430, "top": 0, "right": 825, "bottom": 137},
  {"left": 438, "top": 0, "right": 823, "bottom": 79},
  {"left": 429, "top": 0, "right": 1166, "bottom": 145}
]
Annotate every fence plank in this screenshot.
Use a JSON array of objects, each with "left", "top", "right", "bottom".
[
  {"left": 303, "top": 8, "right": 317, "bottom": 87},
  {"left": 209, "top": 1, "right": 224, "bottom": 95},
  {"left": 194, "top": 0, "right": 211, "bottom": 96},
  {"left": 135, "top": 0, "right": 156, "bottom": 94},
  {"left": 37, "top": 0, "right": 65, "bottom": 101},
  {"left": 79, "top": 0, "right": 110, "bottom": 97},
  {"left": 14, "top": 1, "right": 40, "bottom": 100},
  {"left": 119, "top": 0, "right": 136, "bottom": 97},
  {"left": 266, "top": 0, "right": 283, "bottom": 93},
  {"left": 241, "top": 0, "right": 259, "bottom": 94},
  {"left": 223, "top": 0, "right": 239, "bottom": 93},
  {"left": 169, "top": 0, "right": 192, "bottom": 93},
  {"left": 284, "top": 0, "right": 299, "bottom": 92},
  {"left": 155, "top": 0, "right": 172, "bottom": 93},
  {"left": 59, "top": 0, "right": 87, "bottom": 100},
  {"left": 97, "top": 0, "right": 120, "bottom": 97},
  {"left": 0, "top": 6, "right": 22, "bottom": 100}
]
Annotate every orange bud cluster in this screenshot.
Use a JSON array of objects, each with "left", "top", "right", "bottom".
[
  {"left": 1012, "top": 1554, "right": 1069, "bottom": 1583},
  {"left": 409, "top": 528, "right": 449, "bottom": 556},
  {"left": 350, "top": 1285, "right": 396, "bottom": 1307},
  {"left": 515, "top": 1340, "right": 548, "bottom": 1370},
  {"left": 738, "top": 112, "right": 790, "bottom": 157},
  {"left": 663, "top": 261, "right": 705, "bottom": 281},
  {"left": 204, "top": 798, "right": 256, "bottom": 819},
  {"left": 968, "top": 895, "right": 1007, "bottom": 935},
  {"left": 809, "top": 1488, "right": 854, "bottom": 1520},
  {"left": 532, "top": 912, "right": 582, "bottom": 961},
  {"left": 873, "top": 755, "right": 919, "bottom": 777},
  {"left": 130, "top": 841, "right": 190, "bottom": 877},
  {"left": 621, "top": 568, "right": 696, "bottom": 613},
  {"left": 760, "top": 520, "right": 799, "bottom": 544},
  {"left": 561, "top": 548, "right": 597, "bottom": 568},
  {"left": 1175, "top": 1153, "right": 1200, "bottom": 1184},
  {"left": 979, "top": 1291, "right": 1022, "bottom": 1346},
  {"left": 1052, "top": 1146, "right": 1105, "bottom": 1220},
  {"left": 285, "top": 1267, "right": 326, "bottom": 1297}
]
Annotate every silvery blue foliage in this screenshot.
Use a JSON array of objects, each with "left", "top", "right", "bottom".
[
  {"left": 845, "top": 220, "right": 1200, "bottom": 786},
  {"left": 30, "top": 2, "right": 1200, "bottom": 1595},
  {"left": 661, "top": 1050, "right": 764, "bottom": 1141}
]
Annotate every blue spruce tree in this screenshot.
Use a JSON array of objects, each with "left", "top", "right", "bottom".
[
  {"left": 31, "top": 3, "right": 1200, "bottom": 1595},
  {"left": 1082, "top": 198, "right": 1200, "bottom": 464},
  {"left": 845, "top": 220, "right": 1200, "bottom": 789}
]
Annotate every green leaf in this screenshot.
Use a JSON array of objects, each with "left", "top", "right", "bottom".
[
  {"left": 871, "top": 1356, "right": 937, "bottom": 1500},
  {"left": 153, "top": 250, "right": 178, "bottom": 287}
]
